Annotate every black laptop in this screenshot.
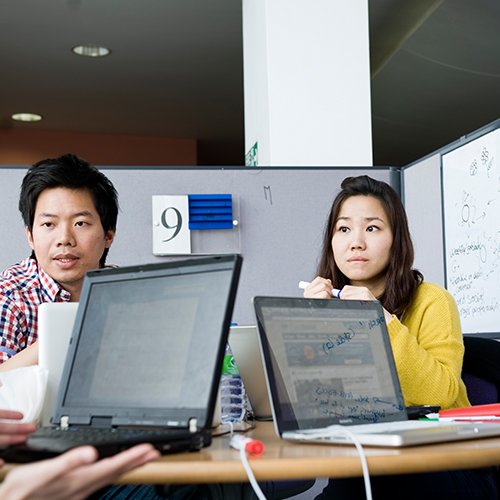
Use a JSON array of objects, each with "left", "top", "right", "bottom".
[{"left": 2, "top": 254, "right": 242, "bottom": 462}]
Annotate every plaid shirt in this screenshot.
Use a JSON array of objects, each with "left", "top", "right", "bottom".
[{"left": 0, "top": 257, "right": 71, "bottom": 363}]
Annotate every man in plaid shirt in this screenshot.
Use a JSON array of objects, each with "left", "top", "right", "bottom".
[
  {"left": 0, "top": 154, "right": 118, "bottom": 370},
  {"left": 0, "top": 155, "right": 172, "bottom": 499}
]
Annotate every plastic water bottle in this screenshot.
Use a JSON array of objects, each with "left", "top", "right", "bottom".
[{"left": 220, "top": 344, "right": 247, "bottom": 422}]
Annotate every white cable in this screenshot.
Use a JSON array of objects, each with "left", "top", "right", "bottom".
[
  {"left": 238, "top": 445, "right": 267, "bottom": 500},
  {"left": 229, "top": 428, "right": 267, "bottom": 500},
  {"left": 296, "top": 427, "right": 372, "bottom": 500},
  {"left": 228, "top": 422, "right": 371, "bottom": 500},
  {"left": 335, "top": 428, "right": 372, "bottom": 500}
]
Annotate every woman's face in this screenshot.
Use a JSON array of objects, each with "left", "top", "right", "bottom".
[{"left": 331, "top": 195, "right": 393, "bottom": 294}]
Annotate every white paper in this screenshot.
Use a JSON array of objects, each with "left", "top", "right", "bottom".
[{"left": 0, "top": 366, "right": 48, "bottom": 423}]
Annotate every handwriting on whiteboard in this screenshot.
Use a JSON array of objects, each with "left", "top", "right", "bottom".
[{"left": 442, "top": 128, "right": 500, "bottom": 333}]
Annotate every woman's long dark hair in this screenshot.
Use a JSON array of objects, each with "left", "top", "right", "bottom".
[{"left": 317, "top": 175, "right": 423, "bottom": 318}]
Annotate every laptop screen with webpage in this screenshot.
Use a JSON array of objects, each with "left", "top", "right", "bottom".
[
  {"left": 54, "top": 255, "right": 241, "bottom": 429},
  {"left": 253, "top": 297, "right": 407, "bottom": 434}
]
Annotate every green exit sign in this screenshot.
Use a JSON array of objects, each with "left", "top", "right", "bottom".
[{"left": 245, "top": 141, "right": 258, "bottom": 167}]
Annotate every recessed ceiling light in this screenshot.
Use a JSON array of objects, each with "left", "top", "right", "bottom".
[
  {"left": 11, "top": 113, "right": 43, "bottom": 123},
  {"left": 72, "top": 44, "right": 110, "bottom": 57}
]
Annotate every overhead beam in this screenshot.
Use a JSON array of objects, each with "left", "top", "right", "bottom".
[{"left": 370, "top": 0, "right": 444, "bottom": 78}]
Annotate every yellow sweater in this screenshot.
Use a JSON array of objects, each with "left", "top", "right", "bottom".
[{"left": 387, "top": 282, "right": 470, "bottom": 410}]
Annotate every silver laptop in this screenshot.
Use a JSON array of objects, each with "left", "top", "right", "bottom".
[
  {"left": 253, "top": 296, "right": 500, "bottom": 447},
  {"left": 229, "top": 325, "right": 272, "bottom": 420},
  {"left": 38, "top": 302, "right": 79, "bottom": 426}
]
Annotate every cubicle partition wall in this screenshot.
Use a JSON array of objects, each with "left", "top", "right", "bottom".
[
  {"left": 3, "top": 121, "right": 499, "bottom": 334},
  {"left": 0, "top": 167, "right": 397, "bottom": 325}
]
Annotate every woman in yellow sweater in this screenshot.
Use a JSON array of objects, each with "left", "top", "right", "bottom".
[{"left": 304, "top": 175, "right": 496, "bottom": 499}]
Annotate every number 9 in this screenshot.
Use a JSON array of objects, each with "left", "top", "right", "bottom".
[{"left": 161, "top": 207, "right": 182, "bottom": 242}]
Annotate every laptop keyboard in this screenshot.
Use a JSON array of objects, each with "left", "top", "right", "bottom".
[
  {"left": 31, "top": 426, "right": 183, "bottom": 444},
  {"left": 293, "top": 419, "right": 448, "bottom": 438},
  {"left": 8, "top": 425, "right": 210, "bottom": 460}
]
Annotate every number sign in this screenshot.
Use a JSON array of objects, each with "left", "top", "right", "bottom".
[{"left": 152, "top": 195, "right": 191, "bottom": 254}]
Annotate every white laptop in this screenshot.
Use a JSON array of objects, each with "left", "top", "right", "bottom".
[
  {"left": 229, "top": 325, "right": 272, "bottom": 420},
  {"left": 253, "top": 296, "right": 500, "bottom": 447},
  {"left": 38, "top": 302, "right": 79, "bottom": 426}
]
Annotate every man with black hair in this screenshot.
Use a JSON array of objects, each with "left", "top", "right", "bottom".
[
  {"left": 0, "top": 156, "right": 167, "bottom": 499},
  {"left": 0, "top": 154, "right": 255, "bottom": 499},
  {"left": 0, "top": 154, "right": 118, "bottom": 370}
]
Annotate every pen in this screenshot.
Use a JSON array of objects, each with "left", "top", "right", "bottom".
[{"left": 298, "top": 281, "right": 342, "bottom": 298}]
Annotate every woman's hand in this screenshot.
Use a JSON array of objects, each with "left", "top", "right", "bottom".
[
  {"left": 340, "top": 285, "right": 393, "bottom": 324},
  {"left": 303, "top": 281, "right": 394, "bottom": 323},
  {"left": 0, "top": 443, "right": 160, "bottom": 500},
  {"left": 338, "top": 284, "right": 376, "bottom": 301},
  {"left": 302, "top": 277, "right": 334, "bottom": 299},
  {"left": 0, "top": 410, "right": 37, "bottom": 448}
]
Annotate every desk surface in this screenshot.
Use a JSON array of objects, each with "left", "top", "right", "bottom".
[
  {"left": 99, "top": 422, "right": 500, "bottom": 484},
  {"left": 3, "top": 422, "right": 500, "bottom": 484}
]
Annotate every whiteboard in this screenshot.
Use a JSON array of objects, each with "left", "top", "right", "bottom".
[{"left": 442, "top": 128, "right": 500, "bottom": 334}]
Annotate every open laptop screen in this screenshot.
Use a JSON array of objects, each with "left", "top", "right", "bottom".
[
  {"left": 55, "top": 255, "right": 241, "bottom": 426},
  {"left": 254, "top": 297, "right": 406, "bottom": 432}
]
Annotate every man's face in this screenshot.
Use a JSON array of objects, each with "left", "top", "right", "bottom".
[{"left": 25, "top": 187, "right": 115, "bottom": 300}]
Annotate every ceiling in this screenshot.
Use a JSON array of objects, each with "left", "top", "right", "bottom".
[{"left": 1, "top": 0, "right": 499, "bottom": 166}]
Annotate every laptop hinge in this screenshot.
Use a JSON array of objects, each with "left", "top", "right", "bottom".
[
  {"left": 90, "top": 416, "right": 113, "bottom": 428},
  {"left": 189, "top": 418, "right": 198, "bottom": 433},
  {"left": 60, "top": 416, "right": 69, "bottom": 430}
]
